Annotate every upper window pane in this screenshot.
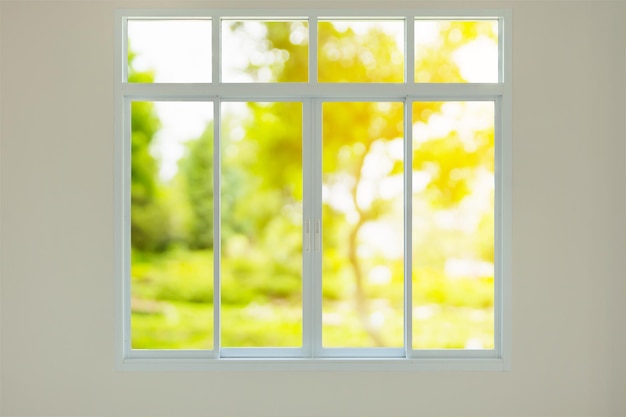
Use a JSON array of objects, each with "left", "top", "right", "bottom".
[
  {"left": 318, "top": 20, "right": 404, "bottom": 83},
  {"left": 414, "top": 20, "right": 498, "bottom": 83},
  {"left": 222, "top": 20, "right": 309, "bottom": 82},
  {"left": 128, "top": 19, "right": 212, "bottom": 83}
]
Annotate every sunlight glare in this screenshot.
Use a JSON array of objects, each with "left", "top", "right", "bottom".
[
  {"left": 368, "top": 265, "right": 393, "bottom": 285},
  {"left": 152, "top": 102, "right": 213, "bottom": 181},
  {"left": 453, "top": 36, "right": 498, "bottom": 83},
  {"left": 128, "top": 20, "right": 211, "bottom": 83}
]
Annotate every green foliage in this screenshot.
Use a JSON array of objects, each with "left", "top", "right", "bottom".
[
  {"left": 238, "top": 21, "right": 308, "bottom": 82},
  {"left": 221, "top": 304, "right": 301, "bottom": 347},
  {"left": 131, "top": 300, "right": 213, "bottom": 349},
  {"left": 219, "top": 101, "right": 304, "bottom": 335},
  {"left": 129, "top": 57, "right": 171, "bottom": 252},
  {"left": 132, "top": 249, "right": 214, "bottom": 303},
  {"left": 221, "top": 250, "right": 301, "bottom": 306},
  {"left": 412, "top": 305, "right": 494, "bottom": 349},
  {"left": 130, "top": 101, "right": 173, "bottom": 251},
  {"left": 131, "top": 248, "right": 493, "bottom": 348},
  {"left": 413, "top": 269, "right": 493, "bottom": 308},
  {"left": 180, "top": 126, "right": 214, "bottom": 249},
  {"left": 414, "top": 126, "right": 494, "bottom": 208}
]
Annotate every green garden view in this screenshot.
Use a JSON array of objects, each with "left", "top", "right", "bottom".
[{"left": 129, "top": 19, "right": 497, "bottom": 349}]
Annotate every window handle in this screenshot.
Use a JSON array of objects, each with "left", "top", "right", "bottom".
[
  {"left": 305, "top": 219, "right": 311, "bottom": 252},
  {"left": 315, "top": 219, "right": 321, "bottom": 253}
]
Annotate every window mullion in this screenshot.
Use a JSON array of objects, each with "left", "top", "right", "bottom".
[
  {"left": 213, "top": 98, "right": 221, "bottom": 357},
  {"left": 404, "top": 98, "right": 413, "bottom": 357},
  {"left": 122, "top": 97, "right": 132, "bottom": 357},
  {"left": 213, "top": 13, "right": 221, "bottom": 83},
  {"left": 309, "top": 16, "right": 318, "bottom": 85},
  {"left": 213, "top": 13, "right": 222, "bottom": 358},
  {"left": 495, "top": 94, "right": 510, "bottom": 362},
  {"left": 120, "top": 15, "right": 129, "bottom": 83},
  {"left": 312, "top": 98, "right": 323, "bottom": 357},
  {"left": 405, "top": 15, "right": 415, "bottom": 84},
  {"left": 302, "top": 99, "right": 314, "bottom": 357}
]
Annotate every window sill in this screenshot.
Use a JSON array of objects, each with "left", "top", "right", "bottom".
[{"left": 118, "top": 356, "right": 509, "bottom": 372}]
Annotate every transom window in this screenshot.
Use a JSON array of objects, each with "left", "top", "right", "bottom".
[{"left": 115, "top": 9, "right": 511, "bottom": 370}]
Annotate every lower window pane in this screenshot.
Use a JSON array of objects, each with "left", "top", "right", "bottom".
[
  {"left": 322, "top": 102, "right": 405, "bottom": 348},
  {"left": 412, "top": 101, "right": 495, "bottom": 349},
  {"left": 221, "top": 102, "right": 303, "bottom": 347},
  {"left": 131, "top": 101, "right": 215, "bottom": 349}
]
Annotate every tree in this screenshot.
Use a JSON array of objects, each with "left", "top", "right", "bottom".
[
  {"left": 227, "top": 20, "right": 497, "bottom": 347},
  {"left": 179, "top": 125, "right": 214, "bottom": 250},
  {"left": 128, "top": 55, "right": 171, "bottom": 252}
]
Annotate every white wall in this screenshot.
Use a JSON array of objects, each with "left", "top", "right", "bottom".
[{"left": 1, "top": 1, "right": 625, "bottom": 416}]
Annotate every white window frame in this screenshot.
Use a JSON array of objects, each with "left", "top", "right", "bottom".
[{"left": 114, "top": 8, "right": 512, "bottom": 371}]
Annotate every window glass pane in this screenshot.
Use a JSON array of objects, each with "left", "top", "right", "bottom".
[
  {"left": 128, "top": 20, "right": 212, "bottom": 83},
  {"left": 414, "top": 20, "right": 498, "bottom": 83},
  {"left": 322, "top": 102, "right": 404, "bottom": 348},
  {"left": 318, "top": 21, "right": 404, "bottom": 83},
  {"left": 131, "top": 101, "right": 215, "bottom": 349},
  {"left": 222, "top": 20, "right": 309, "bottom": 82},
  {"left": 412, "top": 101, "right": 494, "bottom": 349},
  {"left": 221, "top": 102, "right": 303, "bottom": 347}
]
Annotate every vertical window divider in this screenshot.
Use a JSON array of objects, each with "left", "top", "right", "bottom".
[
  {"left": 302, "top": 99, "right": 314, "bottom": 357},
  {"left": 309, "top": 15, "right": 318, "bottom": 85},
  {"left": 494, "top": 93, "right": 509, "bottom": 363},
  {"left": 212, "top": 16, "right": 222, "bottom": 357},
  {"left": 213, "top": 14, "right": 221, "bottom": 83},
  {"left": 120, "top": 16, "right": 129, "bottom": 83},
  {"left": 498, "top": 16, "right": 504, "bottom": 84},
  {"left": 122, "top": 97, "right": 132, "bottom": 358},
  {"left": 501, "top": 10, "right": 513, "bottom": 368},
  {"left": 404, "top": 97, "right": 413, "bottom": 357},
  {"left": 404, "top": 15, "right": 415, "bottom": 354},
  {"left": 213, "top": 98, "right": 221, "bottom": 358},
  {"left": 405, "top": 14, "right": 415, "bottom": 84},
  {"left": 305, "top": 219, "right": 312, "bottom": 253},
  {"left": 312, "top": 98, "right": 323, "bottom": 356}
]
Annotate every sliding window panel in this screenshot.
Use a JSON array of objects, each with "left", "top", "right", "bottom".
[
  {"left": 321, "top": 101, "right": 405, "bottom": 348},
  {"left": 221, "top": 102, "right": 304, "bottom": 347},
  {"left": 411, "top": 101, "right": 495, "bottom": 349},
  {"left": 130, "top": 101, "right": 215, "bottom": 349}
]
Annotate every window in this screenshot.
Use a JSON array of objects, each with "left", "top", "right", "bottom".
[{"left": 115, "top": 9, "right": 511, "bottom": 370}]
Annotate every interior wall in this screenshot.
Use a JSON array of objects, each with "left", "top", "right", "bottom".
[{"left": 1, "top": 1, "right": 625, "bottom": 416}]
